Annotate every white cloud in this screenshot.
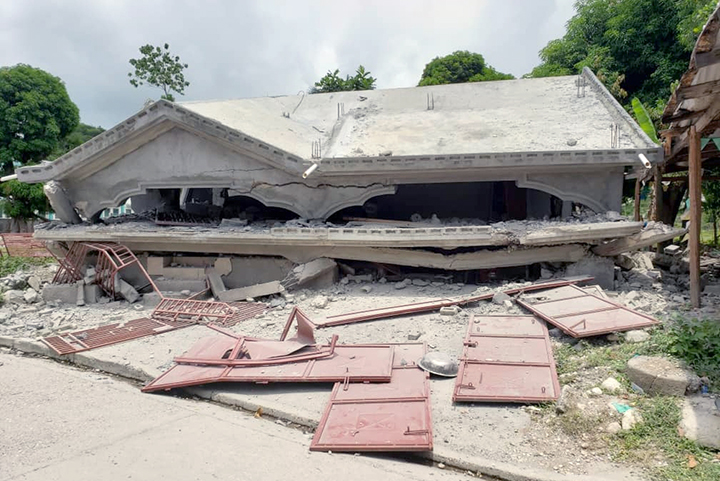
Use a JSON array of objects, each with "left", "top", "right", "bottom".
[{"left": 0, "top": 0, "right": 575, "bottom": 128}]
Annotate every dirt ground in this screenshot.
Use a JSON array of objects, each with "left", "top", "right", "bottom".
[{"left": 0, "top": 259, "right": 718, "bottom": 480}]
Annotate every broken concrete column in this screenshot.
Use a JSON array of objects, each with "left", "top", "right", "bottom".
[
  {"left": 205, "top": 267, "right": 227, "bottom": 298},
  {"left": 281, "top": 258, "right": 338, "bottom": 291},
  {"left": 44, "top": 181, "right": 82, "bottom": 224}
]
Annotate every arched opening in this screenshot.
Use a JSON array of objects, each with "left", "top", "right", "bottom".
[
  {"left": 126, "top": 188, "right": 299, "bottom": 223},
  {"left": 327, "top": 181, "right": 569, "bottom": 224}
]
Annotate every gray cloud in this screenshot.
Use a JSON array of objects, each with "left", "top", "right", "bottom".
[{"left": 0, "top": 0, "right": 574, "bottom": 128}]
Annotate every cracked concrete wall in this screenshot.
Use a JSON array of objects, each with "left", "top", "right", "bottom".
[{"left": 63, "top": 128, "right": 394, "bottom": 220}]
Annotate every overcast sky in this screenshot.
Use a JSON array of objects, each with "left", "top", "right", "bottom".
[{"left": 0, "top": 0, "right": 576, "bottom": 128}]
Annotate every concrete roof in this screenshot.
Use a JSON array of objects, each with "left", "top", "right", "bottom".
[{"left": 181, "top": 67, "right": 658, "bottom": 159}]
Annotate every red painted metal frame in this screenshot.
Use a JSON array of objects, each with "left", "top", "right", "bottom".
[
  {"left": 41, "top": 317, "right": 192, "bottom": 355},
  {"left": 151, "top": 297, "right": 237, "bottom": 324},
  {"left": 0, "top": 233, "right": 52, "bottom": 257},
  {"left": 141, "top": 344, "right": 395, "bottom": 392},
  {"left": 516, "top": 284, "right": 660, "bottom": 338},
  {"left": 174, "top": 335, "right": 339, "bottom": 367},
  {"left": 453, "top": 315, "right": 560, "bottom": 403},
  {"left": 52, "top": 241, "right": 159, "bottom": 299},
  {"left": 314, "top": 276, "right": 594, "bottom": 328},
  {"left": 310, "top": 343, "right": 432, "bottom": 452}
]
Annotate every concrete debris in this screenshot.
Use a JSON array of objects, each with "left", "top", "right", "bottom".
[
  {"left": 217, "top": 281, "right": 284, "bottom": 303},
  {"left": 606, "top": 422, "right": 622, "bottom": 434},
  {"left": 394, "top": 279, "right": 409, "bottom": 290},
  {"left": 439, "top": 306, "right": 460, "bottom": 316},
  {"left": 360, "top": 285, "right": 373, "bottom": 293},
  {"left": 115, "top": 277, "right": 140, "bottom": 304},
  {"left": 407, "top": 331, "right": 423, "bottom": 341},
  {"left": 76, "top": 281, "right": 85, "bottom": 306},
  {"left": 3, "top": 290, "right": 26, "bottom": 304},
  {"left": 411, "top": 278, "right": 429, "bottom": 287},
  {"left": 23, "top": 288, "right": 39, "bottom": 304},
  {"left": 626, "top": 356, "right": 701, "bottom": 396},
  {"left": 663, "top": 244, "right": 682, "bottom": 257},
  {"left": 281, "top": 258, "right": 337, "bottom": 291},
  {"left": 680, "top": 396, "right": 720, "bottom": 449},
  {"left": 27, "top": 276, "right": 41, "bottom": 292},
  {"left": 311, "top": 295, "right": 329, "bottom": 309},
  {"left": 491, "top": 292, "right": 512, "bottom": 305},
  {"left": 593, "top": 223, "right": 686, "bottom": 257},
  {"left": 588, "top": 387, "right": 602, "bottom": 396}
]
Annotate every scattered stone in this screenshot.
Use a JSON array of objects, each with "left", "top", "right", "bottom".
[
  {"left": 606, "top": 422, "right": 622, "bottom": 434},
  {"left": 627, "top": 355, "right": 701, "bottom": 396},
  {"left": 23, "top": 288, "right": 39, "bottom": 304},
  {"left": 133, "top": 304, "right": 144, "bottom": 311},
  {"left": 589, "top": 387, "right": 603, "bottom": 396},
  {"left": 606, "top": 333, "right": 620, "bottom": 342},
  {"left": 625, "top": 291, "right": 639, "bottom": 302},
  {"left": 411, "top": 278, "right": 429, "bottom": 287},
  {"left": 556, "top": 385, "right": 577, "bottom": 414},
  {"left": 378, "top": 277, "right": 387, "bottom": 284},
  {"left": 621, "top": 409, "right": 642, "bottom": 430},
  {"left": 339, "top": 277, "right": 350, "bottom": 285},
  {"left": 437, "top": 463, "right": 445, "bottom": 469},
  {"left": 663, "top": 244, "right": 681, "bottom": 256},
  {"left": 311, "top": 295, "right": 329, "bottom": 309},
  {"left": 360, "top": 285, "right": 373, "bottom": 293},
  {"left": 704, "top": 284, "right": 720, "bottom": 296},
  {"left": 439, "top": 306, "right": 460, "bottom": 316},
  {"left": 492, "top": 292, "right": 512, "bottom": 305},
  {"left": 407, "top": 331, "right": 422, "bottom": 341},
  {"left": 27, "top": 276, "right": 41, "bottom": 292},
  {"left": 502, "top": 300, "right": 513, "bottom": 309},
  {"left": 0, "top": 311, "right": 11, "bottom": 324},
  {"left": 601, "top": 377, "right": 623, "bottom": 394},
  {"left": 625, "top": 330, "right": 650, "bottom": 343},
  {"left": 3, "top": 290, "right": 26, "bottom": 304},
  {"left": 394, "top": 280, "right": 409, "bottom": 290},
  {"left": 180, "top": 289, "right": 192, "bottom": 296}
]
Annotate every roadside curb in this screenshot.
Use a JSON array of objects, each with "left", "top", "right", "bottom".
[{"left": 0, "top": 335, "right": 628, "bottom": 481}]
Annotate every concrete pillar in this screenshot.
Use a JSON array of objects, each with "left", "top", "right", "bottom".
[
  {"left": 561, "top": 200, "right": 573, "bottom": 218},
  {"left": 44, "top": 181, "right": 82, "bottom": 224}
]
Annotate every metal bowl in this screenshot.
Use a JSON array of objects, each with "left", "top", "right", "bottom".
[{"left": 417, "top": 352, "right": 459, "bottom": 377}]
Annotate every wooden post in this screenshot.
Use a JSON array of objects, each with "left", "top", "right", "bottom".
[
  {"left": 688, "top": 126, "right": 702, "bottom": 308},
  {"left": 634, "top": 178, "right": 641, "bottom": 221},
  {"left": 653, "top": 165, "right": 664, "bottom": 252}
]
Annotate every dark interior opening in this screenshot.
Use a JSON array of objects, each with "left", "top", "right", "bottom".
[{"left": 329, "top": 181, "right": 564, "bottom": 223}]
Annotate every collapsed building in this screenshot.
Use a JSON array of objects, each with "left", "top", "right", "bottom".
[{"left": 16, "top": 67, "right": 680, "bottom": 293}]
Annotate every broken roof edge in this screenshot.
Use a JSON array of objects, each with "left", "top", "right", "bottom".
[
  {"left": 14, "top": 100, "right": 308, "bottom": 184},
  {"left": 581, "top": 67, "right": 661, "bottom": 152}
]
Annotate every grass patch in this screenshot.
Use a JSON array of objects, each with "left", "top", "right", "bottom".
[
  {"left": 665, "top": 314, "right": 720, "bottom": 388},
  {"left": 553, "top": 409, "right": 604, "bottom": 437},
  {"left": 614, "top": 397, "right": 720, "bottom": 481},
  {"left": 0, "top": 256, "right": 55, "bottom": 278}
]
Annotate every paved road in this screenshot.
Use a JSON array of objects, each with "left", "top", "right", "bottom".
[{"left": 0, "top": 352, "right": 471, "bottom": 481}]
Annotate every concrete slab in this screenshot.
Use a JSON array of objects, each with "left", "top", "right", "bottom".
[
  {"left": 626, "top": 356, "right": 699, "bottom": 396},
  {"left": 680, "top": 395, "right": 720, "bottom": 449}
]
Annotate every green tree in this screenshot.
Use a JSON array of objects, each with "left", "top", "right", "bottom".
[
  {"left": 418, "top": 51, "right": 514, "bottom": 86},
  {"left": 128, "top": 43, "right": 190, "bottom": 101},
  {"left": 0, "top": 64, "right": 79, "bottom": 221},
  {"left": 527, "top": 0, "right": 716, "bottom": 107},
  {"left": 704, "top": 169, "right": 720, "bottom": 245},
  {"left": 50, "top": 123, "right": 104, "bottom": 159},
  {"left": 310, "top": 65, "right": 377, "bottom": 94}
]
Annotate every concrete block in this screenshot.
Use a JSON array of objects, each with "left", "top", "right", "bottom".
[
  {"left": 161, "top": 266, "right": 206, "bottom": 280},
  {"left": 563, "top": 255, "right": 615, "bottom": 290},
  {"left": 626, "top": 355, "right": 699, "bottom": 396},
  {"left": 42, "top": 284, "right": 102, "bottom": 305},
  {"left": 680, "top": 396, "right": 720, "bottom": 449},
  {"left": 205, "top": 268, "right": 226, "bottom": 298},
  {"left": 214, "top": 257, "right": 232, "bottom": 276},
  {"left": 154, "top": 279, "right": 207, "bottom": 294},
  {"left": 224, "top": 257, "right": 294, "bottom": 288},
  {"left": 282, "top": 258, "right": 337, "bottom": 291},
  {"left": 663, "top": 244, "right": 682, "bottom": 257},
  {"left": 217, "top": 281, "right": 284, "bottom": 302},
  {"left": 115, "top": 277, "right": 140, "bottom": 303},
  {"left": 142, "top": 292, "right": 163, "bottom": 308},
  {"left": 146, "top": 256, "right": 169, "bottom": 275}
]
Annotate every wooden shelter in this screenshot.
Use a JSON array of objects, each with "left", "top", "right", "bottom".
[{"left": 661, "top": 2, "right": 720, "bottom": 307}]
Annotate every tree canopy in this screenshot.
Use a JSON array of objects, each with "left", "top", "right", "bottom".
[
  {"left": 0, "top": 64, "right": 79, "bottom": 174},
  {"left": 128, "top": 43, "right": 190, "bottom": 101},
  {"left": 418, "top": 51, "right": 514, "bottom": 86},
  {"left": 0, "top": 64, "right": 80, "bottom": 220},
  {"left": 310, "top": 65, "right": 377, "bottom": 93},
  {"left": 526, "top": 0, "right": 716, "bottom": 106}
]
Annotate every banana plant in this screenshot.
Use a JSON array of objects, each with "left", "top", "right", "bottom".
[{"left": 631, "top": 97, "right": 659, "bottom": 144}]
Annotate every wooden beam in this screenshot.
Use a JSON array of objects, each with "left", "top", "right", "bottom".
[
  {"left": 688, "top": 125, "right": 702, "bottom": 308},
  {"left": 676, "top": 78, "right": 720, "bottom": 101},
  {"left": 634, "top": 178, "right": 641, "bottom": 221},
  {"left": 694, "top": 49, "right": 720, "bottom": 69},
  {"left": 653, "top": 165, "right": 663, "bottom": 253},
  {"left": 662, "top": 108, "right": 706, "bottom": 124},
  {"left": 663, "top": 175, "right": 720, "bottom": 182}
]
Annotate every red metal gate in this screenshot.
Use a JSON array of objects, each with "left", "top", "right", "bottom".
[
  {"left": 453, "top": 315, "right": 560, "bottom": 403},
  {"left": 516, "top": 284, "right": 659, "bottom": 337}
]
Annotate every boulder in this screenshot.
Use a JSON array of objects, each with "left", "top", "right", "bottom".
[
  {"left": 27, "top": 276, "right": 41, "bottom": 292},
  {"left": 23, "top": 288, "right": 39, "bottom": 304},
  {"left": 601, "top": 377, "right": 624, "bottom": 394},
  {"left": 627, "top": 355, "right": 700, "bottom": 396}
]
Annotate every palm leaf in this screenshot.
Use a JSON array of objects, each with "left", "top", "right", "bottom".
[{"left": 631, "top": 97, "right": 659, "bottom": 144}]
